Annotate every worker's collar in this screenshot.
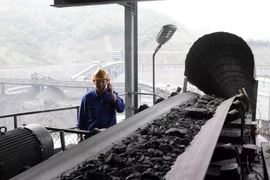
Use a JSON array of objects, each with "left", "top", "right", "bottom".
[{"left": 94, "top": 88, "right": 108, "bottom": 97}]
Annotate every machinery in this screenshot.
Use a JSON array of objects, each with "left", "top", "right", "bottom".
[
  {"left": 185, "top": 31, "right": 255, "bottom": 101},
  {"left": 3, "top": 30, "right": 263, "bottom": 179},
  {"left": 10, "top": 92, "right": 260, "bottom": 180},
  {"left": 0, "top": 124, "right": 54, "bottom": 180}
]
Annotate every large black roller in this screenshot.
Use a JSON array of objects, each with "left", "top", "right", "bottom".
[
  {"left": 185, "top": 32, "right": 255, "bottom": 100},
  {"left": 0, "top": 124, "right": 54, "bottom": 180}
]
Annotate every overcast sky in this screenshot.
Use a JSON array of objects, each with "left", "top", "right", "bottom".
[{"left": 140, "top": 0, "right": 270, "bottom": 40}]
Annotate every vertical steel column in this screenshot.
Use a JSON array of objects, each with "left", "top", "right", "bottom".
[
  {"left": 60, "top": 131, "right": 66, "bottom": 151},
  {"left": 124, "top": 4, "right": 133, "bottom": 118},
  {"left": 14, "top": 115, "right": 18, "bottom": 129},
  {"left": 183, "top": 77, "right": 188, "bottom": 93},
  {"left": 76, "top": 106, "right": 80, "bottom": 118},
  {"left": 252, "top": 80, "right": 258, "bottom": 121},
  {"left": 124, "top": 3, "right": 138, "bottom": 118},
  {"left": 133, "top": 4, "right": 138, "bottom": 114}
]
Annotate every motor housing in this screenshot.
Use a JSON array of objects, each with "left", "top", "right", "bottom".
[{"left": 0, "top": 124, "right": 54, "bottom": 180}]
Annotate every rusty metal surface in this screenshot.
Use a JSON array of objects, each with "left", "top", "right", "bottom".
[
  {"left": 165, "top": 96, "right": 236, "bottom": 180},
  {"left": 11, "top": 92, "right": 198, "bottom": 180}
]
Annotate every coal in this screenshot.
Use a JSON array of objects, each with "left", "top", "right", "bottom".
[{"left": 59, "top": 95, "right": 223, "bottom": 180}]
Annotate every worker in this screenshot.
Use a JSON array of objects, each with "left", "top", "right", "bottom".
[{"left": 76, "top": 68, "right": 125, "bottom": 143}]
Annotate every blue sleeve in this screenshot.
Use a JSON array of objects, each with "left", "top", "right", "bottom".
[
  {"left": 77, "top": 96, "right": 87, "bottom": 130},
  {"left": 113, "top": 91, "right": 125, "bottom": 113}
]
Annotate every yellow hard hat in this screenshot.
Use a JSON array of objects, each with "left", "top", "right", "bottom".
[{"left": 93, "top": 69, "right": 109, "bottom": 80}]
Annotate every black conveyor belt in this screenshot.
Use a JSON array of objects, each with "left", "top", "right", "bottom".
[{"left": 11, "top": 92, "right": 198, "bottom": 180}]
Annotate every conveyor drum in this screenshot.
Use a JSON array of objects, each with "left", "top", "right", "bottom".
[{"left": 185, "top": 31, "right": 255, "bottom": 99}]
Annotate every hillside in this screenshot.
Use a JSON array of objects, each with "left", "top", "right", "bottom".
[
  {"left": 0, "top": 0, "right": 195, "bottom": 67},
  {"left": 0, "top": 0, "right": 270, "bottom": 67}
]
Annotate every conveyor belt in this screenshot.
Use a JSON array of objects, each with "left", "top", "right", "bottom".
[
  {"left": 11, "top": 92, "right": 198, "bottom": 180},
  {"left": 166, "top": 96, "right": 235, "bottom": 180},
  {"left": 11, "top": 92, "right": 236, "bottom": 180}
]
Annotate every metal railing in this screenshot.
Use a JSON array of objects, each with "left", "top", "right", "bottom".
[
  {"left": 45, "top": 126, "right": 91, "bottom": 151},
  {"left": 0, "top": 89, "right": 176, "bottom": 152},
  {"left": 0, "top": 106, "right": 80, "bottom": 129},
  {"left": 0, "top": 106, "right": 90, "bottom": 151}
]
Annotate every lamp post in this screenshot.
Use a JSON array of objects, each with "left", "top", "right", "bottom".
[{"left": 152, "top": 24, "right": 177, "bottom": 104}]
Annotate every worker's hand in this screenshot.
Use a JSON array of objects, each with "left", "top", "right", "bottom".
[
  {"left": 107, "top": 83, "right": 113, "bottom": 94},
  {"left": 77, "top": 134, "right": 83, "bottom": 144},
  {"left": 107, "top": 83, "right": 117, "bottom": 103}
]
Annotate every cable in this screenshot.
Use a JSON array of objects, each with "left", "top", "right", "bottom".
[
  {"left": 246, "top": 155, "right": 251, "bottom": 174},
  {"left": 232, "top": 145, "right": 244, "bottom": 180},
  {"left": 251, "top": 169, "right": 264, "bottom": 180},
  {"left": 251, "top": 163, "right": 257, "bottom": 168},
  {"left": 237, "top": 111, "right": 246, "bottom": 144}
]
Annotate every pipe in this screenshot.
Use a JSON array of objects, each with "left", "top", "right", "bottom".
[{"left": 152, "top": 43, "right": 162, "bottom": 104}]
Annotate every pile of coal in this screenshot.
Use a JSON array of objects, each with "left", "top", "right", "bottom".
[{"left": 59, "top": 95, "right": 224, "bottom": 180}]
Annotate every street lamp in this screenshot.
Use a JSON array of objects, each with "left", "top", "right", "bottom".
[{"left": 153, "top": 24, "right": 177, "bottom": 104}]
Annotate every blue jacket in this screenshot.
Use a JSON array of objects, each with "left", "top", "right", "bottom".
[{"left": 77, "top": 89, "right": 125, "bottom": 131}]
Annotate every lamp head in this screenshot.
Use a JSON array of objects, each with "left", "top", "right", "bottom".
[{"left": 156, "top": 24, "right": 177, "bottom": 45}]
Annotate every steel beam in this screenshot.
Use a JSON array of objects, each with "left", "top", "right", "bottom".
[{"left": 52, "top": 0, "right": 162, "bottom": 7}]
